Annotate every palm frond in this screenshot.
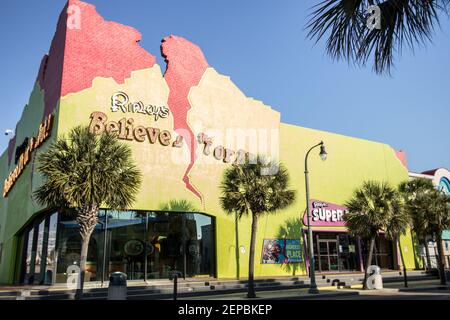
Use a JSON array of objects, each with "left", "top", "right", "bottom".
[
  {"left": 307, "top": 0, "right": 449, "bottom": 74},
  {"left": 34, "top": 126, "right": 142, "bottom": 214},
  {"left": 219, "top": 157, "right": 296, "bottom": 219}
]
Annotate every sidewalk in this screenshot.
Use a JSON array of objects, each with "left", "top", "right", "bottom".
[
  {"left": 181, "top": 279, "right": 450, "bottom": 300},
  {"left": 182, "top": 287, "right": 361, "bottom": 300}
]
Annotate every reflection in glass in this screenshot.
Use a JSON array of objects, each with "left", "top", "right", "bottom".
[
  {"left": 361, "top": 234, "right": 393, "bottom": 269},
  {"left": 44, "top": 213, "right": 58, "bottom": 284},
  {"left": 185, "top": 213, "right": 214, "bottom": 277},
  {"left": 24, "top": 228, "right": 35, "bottom": 284},
  {"left": 33, "top": 221, "right": 45, "bottom": 283},
  {"left": 55, "top": 212, "right": 105, "bottom": 283},
  {"left": 146, "top": 212, "right": 183, "bottom": 279},
  {"left": 106, "top": 211, "right": 146, "bottom": 280},
  {"left": 314, "top": 232, "right": 361, "bottom": 272},
  {"left": 23, "top": 210, "right": 215, "bottom": 284},
  {"left": 338, "top": 234, "right": 358, "bottom": 271}
]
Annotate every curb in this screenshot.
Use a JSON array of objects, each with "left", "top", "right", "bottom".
[
  {"left": 262, "top": 290, "right": 361, "bottom": 300},
  {"left": 396, "top": 285, "right": 450, "bottom": 293}
]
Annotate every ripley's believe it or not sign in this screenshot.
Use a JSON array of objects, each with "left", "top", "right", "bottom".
[
  {"left": 89, "top": 92, "right": 259, "bottom": 165},
  {"left": 3, "top": 114, "right": 54, "bottom": 197},
  {"left": 302, "top": 200, "right": 349, "bottom": 227}
]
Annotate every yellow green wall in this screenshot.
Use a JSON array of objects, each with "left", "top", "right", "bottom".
[{"left": 0, "top": 63, "right": 415, "bottom": 284}]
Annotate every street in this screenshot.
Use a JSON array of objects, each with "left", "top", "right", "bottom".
[{"left": 320, "top": 289, "right": 450, "bottom": 300}]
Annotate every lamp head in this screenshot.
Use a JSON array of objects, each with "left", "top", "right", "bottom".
[{"left": 319, "top": 142, "right": 327, "bottom": 161}]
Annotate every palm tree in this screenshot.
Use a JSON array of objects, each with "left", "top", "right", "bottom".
[
  {"left": 220, "top": 157, "right": 295, "bottom": 298},
  {"left": 414, "top": 189, "right": 450, "bottom": 284},
  {"left": 385, "top": 192, "right": 410, "bottom": 287},
  {"left": 344, "top": 181, "right": 398, "bottom": 289},
  {"left": 307, "top": 0, "right": 450, "bottom": 74},
  {"left": 399, "top": 178, "right": 436, "bottom": 270},
  {"left": 34, "top": 126, "right": 142, "bottom": 299}
]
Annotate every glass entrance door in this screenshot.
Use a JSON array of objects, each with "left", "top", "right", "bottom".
[{"left": 317, "top": 239, "right": 339, "bottom": 272}]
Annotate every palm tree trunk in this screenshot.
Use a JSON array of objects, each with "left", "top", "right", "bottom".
[
  {"left": 74, "top": 206, "right": 98, "bottom": 300},
  {"left": 235, "top": 212, "right": 240, "bottom": 280},
  {"left": 423, "top": 237, "right": 432, "bottom": 271},
  {"left": 397, "top": 237, "right": 408, "bottom": 287},
  {"left": 436, "top": 234, "right": 447, "bottom": 285},
  {"left": 247, "top": 214, "right": 258, "bottom": 299},
  {"left": 363, "top": 237, "right": 376, "bottom": 290}
]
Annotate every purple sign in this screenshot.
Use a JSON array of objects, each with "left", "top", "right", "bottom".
[{"left": 303, "top": 200, "right": 348, "bottom": 227}]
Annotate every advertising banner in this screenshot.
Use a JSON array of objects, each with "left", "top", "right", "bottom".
[
  {"left": 302, "top": 199, "right": 349, "bottom": 227},
  {"left": 261, "top": 239, "right": 302, "bottom": 264}
]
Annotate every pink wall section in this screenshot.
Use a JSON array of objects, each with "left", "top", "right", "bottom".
[
  {"left": 39, "top": 0, "right": 156, "bottom": 120},
  {"left": 395, "top": 150, "right": 408, "bottom": 170},
  {"left": 161, "top": 36, "right": 209, "bottom": 202}
]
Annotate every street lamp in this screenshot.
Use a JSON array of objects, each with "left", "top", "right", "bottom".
[{"left": 304, "top": 141, "right": 327, "bottom": 294}]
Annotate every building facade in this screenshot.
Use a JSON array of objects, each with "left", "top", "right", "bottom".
[
  {"left": 409, "top": 168, "right": 450, "bottom": 269},
  {"left": 0, "top": 0, "right": 418, "bottom": 285}
]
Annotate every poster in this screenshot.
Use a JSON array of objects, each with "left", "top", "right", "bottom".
[{"left": 261, "top": 239, "right": 303, "bottom": 264}]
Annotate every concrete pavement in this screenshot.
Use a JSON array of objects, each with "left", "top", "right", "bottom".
[{"left": 180, "top": 278, "right": 450, "bottom": 300}]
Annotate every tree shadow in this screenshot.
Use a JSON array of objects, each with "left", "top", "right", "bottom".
[
  {"left": 276, "top": 218, "right": 304, "bottom": 276},
  {"left": 159, "top": 199, "right": 199, "bottom": 212}
]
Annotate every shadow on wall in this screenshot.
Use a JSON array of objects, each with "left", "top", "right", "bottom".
[
  {"left": 159, "top": 199, "right": 199, "bottom": 213},
  {"left": 411, "top": 233, "right": 425, "bottom": 270},
  {"left": 276, "top": 218, "right": 304, "bottom": 276}
]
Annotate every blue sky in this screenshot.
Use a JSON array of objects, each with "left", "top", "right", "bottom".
[{"left": 0, "top": 0, "right": 449, "bottom": 173}]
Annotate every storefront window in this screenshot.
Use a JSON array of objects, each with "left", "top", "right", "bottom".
[
  {"left": 312, "top": 232, "right": 360, "bottom": 273},
  {"left": 339, "top": 234, "right": 358, "bottom": 271},
  {"left": 185, "top": 213, "right": 214, "bottom": 277},
  {"left": 33, "top": 220, "right": 45, "bottom": 284},
  {"left": 146, "top": 212, "right": 183, "bottom": 279},
  {"left": 106, "top": 211, "right": 146, "bottom": 280},
  {"left": 44, "top": 213, "right": 58, "bottom": 285},
  {"left": 361, "top": 234, "right": 394, "bottom": 270},
  {"left": 22, "top": 210, "right": 215, "bottom": 284},
  {"left": 24, "top": 228, "right": 35, "bottom": 284},
  {"left": 55, "top": 212, "right": 105, "bottom": 283}
]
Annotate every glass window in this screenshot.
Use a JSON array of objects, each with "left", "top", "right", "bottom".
[
  {"left": 55, "top": 212, "right": 105, "bottom": 283},
  {"left": 22, "top": 209, "right": 216, "bottom": 284},
  {"left": 44, "top": 213, "right": 58, "bottom": 285},
  {"left": 185, "top": 213, "right": 214, "bottom": 277},
  {"left": 361, "top": 234, "right": 393, "bottom": 270},
  {"left": 146, "top": 212, "right": 183, "bottom": 279},
  {"left": 338, "top": 234, "right": 359, "bottom": 271},
  {"left": 106, "top": 211, "right": 146, "bottom": 281},
  {"left": 24, "top": 228, "right": 35, "bottom": 284},
  {"left": 33, "top": 220, "right": 45, "bottom": 284}
]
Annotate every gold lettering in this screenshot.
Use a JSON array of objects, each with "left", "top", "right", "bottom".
[
  {"left": 106, "top": 121, "right": 119, "bottom": 134},
  {"left": 4, "top": 115, "right": 54, "bottom": 197},
  {"left": 159, "top": 130, "right": 172, "bottom": 146},
  {"left": 44, "top": 114, "right": 53, "bottom": 139},
  {"left": 89, "top": 112, "right": 107, "bottom": 134},
  {"left": 224, "top": 148, "right": 235, "bottom": 163},
  {"left": 126, "top": 119, "right": 135, "bottom": 141},
  {"left": 146, "top": 128, "right": 160, "bottom": 144},
  {"left": 118, "top": 118, "right": 127, "bottom": 139},
  {"left": 214, "top": 146, "right": 225, "bottom": 161},
  {"left": 133, "top": 126, "right": 147, "bottom": 142}
]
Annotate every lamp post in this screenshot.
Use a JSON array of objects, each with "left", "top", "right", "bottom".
[{"left": 304, "top": 141, "right": 327, "bottom": 294}]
